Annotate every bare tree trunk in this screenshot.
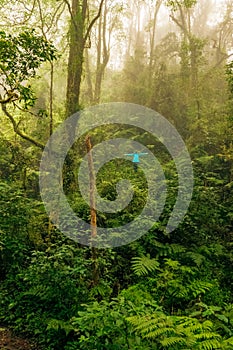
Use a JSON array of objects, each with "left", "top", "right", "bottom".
[
  {"left": 85, "top": 135, "right": 99, "bottom": 286},
  {"left": 93, "top": 0, "right": 110, "bottom": 104},
  {"left": 85, "top": 135, "right": 97, "bottom": 239},
  {"left": 147, "top": 0, "right": 162, "bottom": 105},
  {"left": 85, "top": 49, "right": 94, "bottom": 104},
  {"left": 93, "top": 3, "right": 103, "bottom": 104},
  {"left": 49, "top": 62, "right": 54, "bottom": 136},
  {"left": 148, "top": 0, "right": 162, "bottom": 83},
  {"left": 125, "top": 2, "right": 134, "bottom": 58}
]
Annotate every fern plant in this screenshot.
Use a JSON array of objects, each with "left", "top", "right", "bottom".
[
  {"left": 191, "top": 302, "right": 233, "bottom": 338},
  {"left": 131, "top": 255, "right": 214, "bottom": 310},
  {"left": 127, "top": 313, "right": 233, "bottom": 349}
]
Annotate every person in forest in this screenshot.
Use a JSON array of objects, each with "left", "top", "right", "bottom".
[{"left": 125, "top": 152, "right": 148, "bottom": 172}]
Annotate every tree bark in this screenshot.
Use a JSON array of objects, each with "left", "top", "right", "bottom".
[
  {"left": 94, "top": 0, "right": 110, "bottom": 104},
  {"left": 65, "top": 0, "right": 105, "bottom": 117},
  {"left": 65, "top": 0, "right": 85, "bottom": 117},
  {"left": 85, "top": 135, "right": 97, "bottom": 239},
  {"left": 85, "top": 49, "right": 94, "bottom": 103},
  {"left": 85, "top": 135, "right": 99, "bottom": 286},
  {"left": 148, "top": 0, "right": 162, "bottom": 87}
]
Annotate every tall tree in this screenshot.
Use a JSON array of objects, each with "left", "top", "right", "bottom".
[
  {"left": 65, "top": 0, "right": 104, "bottom": 116},
  {"left": 83, "top": 0, "right": 124, "bottom": 104},
  {"left": 93, "top": 0, "right": 110, "bottom": 104},
  {"left": 147, "top": 0, "right": 162, "bottom": 91}
]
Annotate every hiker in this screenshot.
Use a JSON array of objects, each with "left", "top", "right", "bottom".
[{"left": 125, "top": 152, "right": 148, "bottom": 171}]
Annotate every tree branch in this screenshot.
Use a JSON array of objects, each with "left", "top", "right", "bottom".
[
  {"left": 63, "top": 0, "right": 78, "bottom": 31},
  {"left": 170, "top": 14, "right": 189, "bottom": 37},
  {"left": 84, "top": 0, "right": 105, "bottom": 44},
  {"left": 46, "top": 2, "right": 66, "bottom": 34},
  {"left": 0, "top": 0, "right": 37, "bottom": 27},
  {"left": 36, "top": 0, "right": 46, "bottom": 37},
  {"left": 1, "top": 104, "right": 44, "bottom": 150},
  {"left": 201, "top": 52, "right": 233, "bottom": 81}
]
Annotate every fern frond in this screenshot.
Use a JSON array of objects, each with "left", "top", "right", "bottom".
[
  {"left": 128, "top": 313, "right": 223, "bottom": 350},
  {"left": 164, "top": 258, "right": 181, "bottom": 269},
  {"left": 127, "top": 313, "right": 169, "bottom": 334},
  {"left": 145, "top": 327, "right": 175, "bottom": 338},
  {"left": 202, "top": 320, "right": 214, "bottom": 330},
  {"left": 194, "top": 332, "right": 221, "bottom": 340},
  {"left": 169, "top": 244, "right": 187, "bottom": 255},
  {"left": 137, "top": 318, "right": 168, "bottom": 334},
  {"left": 189, "top": 280, "right": 213, "bottom": 297},
  {"left": 47, "top": 319, "right": 74, "bottom": 335},
  {"left": 221, "top": 336, "right": 233, "bottom": 349},
  {"left": 196, "top": 338, "right": 221, "bottom": 350},
  {"left": 160, "top": 336, "right": 186, "bottom": 347},
  {"left": 171, "top": 285, "right": 189, "bottom": 298},
  {"left": 154, "top": 242, "right": 186, "bottom": 257},
  {"left": 132, "top": 255, "right": 160, "bottom": 276},
  {"left": 185, "top": 251, "right": 206, "bottom": 266},
  {"left": 176, "top": 318, "right": 203, "bottom": 334}
]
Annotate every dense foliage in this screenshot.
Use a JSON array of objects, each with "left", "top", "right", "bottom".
[{"left": 0, "top": 0, "right": 233, "bottom": 349}]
